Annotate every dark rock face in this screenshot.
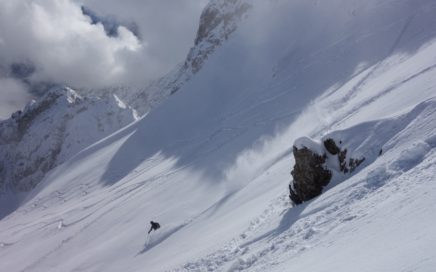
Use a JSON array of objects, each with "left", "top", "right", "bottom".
[
  {"left": 194, "top": 0, "right": 251, "bottom": 46},
  {"left": 348, "top": 157, "right": 365, "bottom": 172},
  {"left": 185, "top": 0, "right": 251, "bottom": 74},
  {"left": 290, "top": 146, "right": 332, "bottom": 204},
  {"left": 289, "top": 138, "right": 365, "bottom": 205},
  {"left": 338, "top": 149, "right": 348, "bottom": 173},
  {"left": 323, "top": 138, "right": 340, "bottom": 155}
]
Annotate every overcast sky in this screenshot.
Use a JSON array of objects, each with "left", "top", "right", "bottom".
[{"left": 0, "top": 0, "right": 207, "bottom": 119}]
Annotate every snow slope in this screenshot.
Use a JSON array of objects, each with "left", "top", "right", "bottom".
[{"left": 1, "top": 0, "right": 436, "bottom": 271}]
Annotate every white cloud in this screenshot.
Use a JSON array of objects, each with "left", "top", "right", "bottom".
[
  {"left": 0, "top": 0, "right": 207, "bottom": 89},
  {"left": 0, "top": 78, "right": 32, "bottom": 120},
  {"left": 0, "top": 0, "right": 146, "bottom": 89},
  {"left": 0, "top": 0, "right": 207, "bottom": 118},
  {"left": 80, "top": 0, "right": 207, "bottom": 74}
]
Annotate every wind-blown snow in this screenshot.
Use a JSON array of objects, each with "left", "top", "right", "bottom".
[{"left": 1, "top": 0, "right": 436, "bottom": 271}]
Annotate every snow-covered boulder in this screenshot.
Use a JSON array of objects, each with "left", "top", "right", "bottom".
[
  {"left": 290, "top": 136, "right": 366, "bottom": 204},
  {"left": 289, "top": 96, "right": 434, "bottom": 204}
]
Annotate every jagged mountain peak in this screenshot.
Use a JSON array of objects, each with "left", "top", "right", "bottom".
[
  {"left": 3, "top": 87, "right": 79, "bottom": 143},
  {"left": 185, "top": 0, "right": 251, "bottom": 73},
  {"left": 123, "top": 0, "right": 252, "bottom": 115},
  {"left": 0, "top": 87, "right": 137, "bottom": 193}
]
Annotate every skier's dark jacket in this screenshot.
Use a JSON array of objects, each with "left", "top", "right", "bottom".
[{"left": 148, "top": 221, "right": 160, "bottom": 234}]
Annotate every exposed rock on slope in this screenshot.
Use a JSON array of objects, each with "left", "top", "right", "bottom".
[
  {"left": 290, "top": 136, "right": 366, "bottom": 204},
  {"left": 185, "top": 0, "right": 251, "bottom": 74},
  {"left": 0, "top": 87, "right": 137, "bottom": 192},
  {"left": 323, "top": 138, "right": 365, "bottom": 173},
  {"left": 290, "top": 142, "right": 332, "bottom": 204}
]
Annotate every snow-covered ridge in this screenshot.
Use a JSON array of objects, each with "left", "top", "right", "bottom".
[
  {"left": 186, "top": 0, "right": 251, "bottom": 73},
  {"left": 123, "top": 0, "right": 251, "bottom": 115},
  {"left": 0, "top": 87, "right": 137, "bottom": 192}
]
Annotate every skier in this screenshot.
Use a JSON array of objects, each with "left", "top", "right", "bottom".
[{"left": 148, "top": 221, "right": 160, "bottom": 234}]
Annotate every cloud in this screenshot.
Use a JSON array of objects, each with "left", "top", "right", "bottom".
[
  {"left": 80, "top": 5, "right": 139, "bottom": 38},
  {"left": 0, "top": 0, "right": 206, "bottom": 90},
  {"left": 0, "top": 0, "right": 145, "bottom": 89},
  {"left": 80, "top": 0, "right": 207, "bottom": 75},
  {"left": 0, "top": 78, "right": 32, "bottom": 120},
  {"left": 0, "top": 0, "right": 206, "bottom": 117}
]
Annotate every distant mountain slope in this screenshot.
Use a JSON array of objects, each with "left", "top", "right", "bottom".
[
  {"left": 0, "top": 0, "right": 252, "bottom": 195},
  {"left": 0, "top": 87, "right": 137, "bottom": 194}
]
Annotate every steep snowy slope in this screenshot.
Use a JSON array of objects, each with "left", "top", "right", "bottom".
[
  {"left": 177, "top": 98, "right": 436, "bottom": 272},
  {"left": 1, "top": 0, "right": 436, "bottom": 271}
]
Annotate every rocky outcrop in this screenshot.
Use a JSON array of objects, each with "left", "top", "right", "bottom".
[
  {"left": 323, "top": 138, "right": 365, "bottom": 174},
  {"left": 289, "top": 137, "right": 365, "bottom": 205},
  {"left": 290, "top": 146, "right": 332, "bottom": 205},
  {"left": 185, "top": 0, "right": 251, "bottom": 73},
  {"left": 323, "top": 138, "right": 340, "bottom": 155},
  {"left": 0, "top": 87, "right": 137, "bottom": 192}
]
